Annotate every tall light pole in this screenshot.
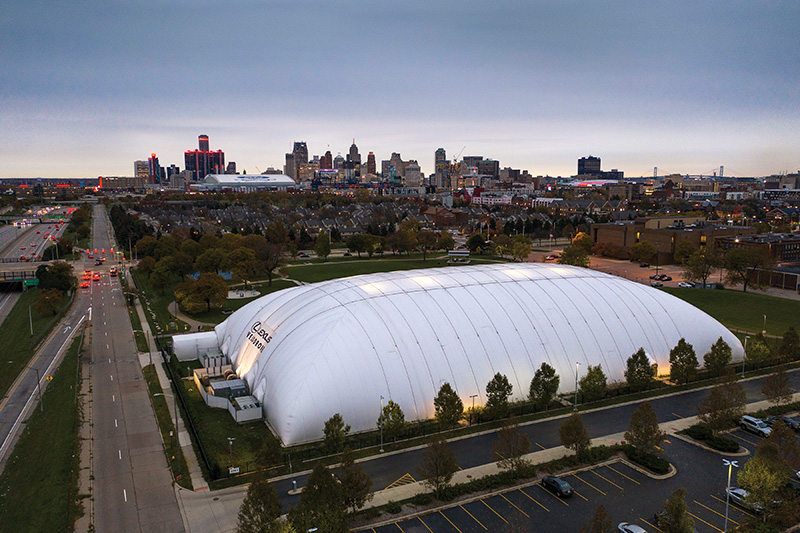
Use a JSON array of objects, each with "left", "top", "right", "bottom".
[
  {"left": 470, "top": 394, "right": 478, "bottom": 424},
  {"left": 763, "top": 314, "right": 767, "bottom": 336},
  {"left": 742, "top": 336, "right": 749, "bottom": 378},
  {"left": 723, "top": 459, "right": 738, "bottom": 532},
  {"left": 574, "top": 362, "right": 580, "bottom": 410},
  {"left": 379, "top": 395, "right": 384, "bottom": 453},
  {"left": 228, "top": 437, "right": 235, "bottom": 468}
]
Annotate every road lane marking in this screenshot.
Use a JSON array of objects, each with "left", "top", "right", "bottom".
[
  {"left": 591, "top": 469, "right": 623, "bottom": 490},
  {"left": 114, "top": 419, "right": 117, "bottom": 428},
  {"left": 478, "top": 500, "right": 504, "bottom": 524},
  {"left": 606, "top": 464, "right": 640, "bottom": 484},
  {"left": 110, "top": 375, "right": 113, "bottom": 382},
  {"left": 571, "top": 473, "right": 606, "bottom": 495},
  {"left": 694, "top": 500, "right": 737, "bottom": 524},
  {"left": 384, "top": 473, "right": 416, "bottom": 489},
  {"left": 112, "top": 394, "right": 115, "bottom": 402},
  {"left": 439, "top": 511, "right": 462, "bottom": 532},
  {"left": 500, "top": 493, "right": 529, "bottom": 517},
  {"left": 519, "top": 488, "right": 549, "bottom": 512},
  {"left": 687, "top": 510, "right": 723, "bottom": 532},
  {"left": 123, "top": 489, "right": 127, "bottom": 502},
  {"left": 118, "top": 450, "right": 122, "bottom": 460}
]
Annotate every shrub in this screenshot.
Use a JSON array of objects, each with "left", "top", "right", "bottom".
[
  {"left": 706, "top": 436, "right": 739, "bottom": 453},
  {"left": 411, "top": 493, "right": 432, "bottom": 506},
  {"left": 385, "top": 500, "right": 402, "bottom": 514},
  {"left": 682, "top": 424, "right": 712, "bottom": 441},
  {"left": 624, "top": 447, "right": 670, "bottom": 475}
]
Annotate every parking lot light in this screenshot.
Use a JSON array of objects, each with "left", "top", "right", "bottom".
[
  {"left": 742, "top": 336, "right": 749, "bottom": 378},
  {"left": 723, "top": 459, "right": 739, "bottom": 532}
]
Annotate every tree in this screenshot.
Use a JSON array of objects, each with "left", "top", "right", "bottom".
[
  {"left": 579, "top": 505, "right": 613, "bottom": 533},
  {"left": 696, "top": 371, "right": 746, "bottom": 434},
  {"left": 337, "top": 447, "right": 373, "bottom": 514},
  {"left": 322, "top": 413, "right": 350, "bottom": 454},
  {"left": 579, "top": 365, "right": 607, "bottom": 402},
  {"left": 763, "top": 421, "right": 800, "bottom": 471},
  {"left": 624, "top": 401, "right": 666, "bottom": 455},
  {"left": 571, "top": 232, "right": 594, "bottom": 255},
  {"left": 485, "top": 373, "right": 513, "bottom": 419},
  {"left": 559, "top": 412, "right": 591, "bottom": 459},
  {"left": 778, "top": 327, "right": 799, "bottom": 361},
  {"left": 236, "top": 474, "right": 283, "bottom": 533},
  {"left": 762, "top": 366, "right": 792, "bottom": 407},
  {"left": 669, "top": 338, "right": 698, "bottom": 385},
  {"left": 738, "top": 450, "right": 787, "bottom": 520},
  {"left": 416, "top": 230, "right": 438, "bottom": 260},
  {"left": 682, "top": 248, "right": 723, "bottom": 286},
  {"left": 511, "top": 240, "right": 531, "bottom": 262},
  {"left": 491, "top": 234, "right": 512, "bottom": 257},
  {"left": 724, "top": 246, "right": 774, "bottom": 292},
  {"left": 746, "top": 334, "right": 772, "bottom": 366},
  {"left": 558, "top": 245, "right": 590, "bottom": 267},
  {"left": 629, "top": 241, "right": 656, "bottom": 263},
  {"left": 417, "top": 437, "right": 459, "bottom": 498},
  {"left": 314, "top": 230, "right": 331, "bottom": 261},
  {"left": 658, "top": 487, "right": 694, "bottom": 533},
  {"left": 529, "top": 362, "right": 560, "bottom": 410},
  {"left": 174, "top": 273, "right": 229, "bottom": 313},
  {"left": 36, "top": 261, "right": 74, "bottom": 292},
  {"left": 703, "top": 337, "right": 732, "bottom": 377},
  {"left": 136, "top": 255, "right": 156, "bottom": 277},
  {"left": 624, "top": 348, "right": 656, "bottom": 391},
  {"left": 149, "top": 264, "right": 172, "bottom": 295},
  {"left": 491, "top": 417, "right": 531, "bottom": 472},
  {"left": 194, "top": 248, "right": 226, "bottom": 274},
  {"left": 34, "top": 288, "right": 63, "bottom": 316},
  {"left": 224, "top": 247, "right": 260, "bottom": 290},
  {"left": 673, "top": 241, "right": 698, "bottom": 265},
  {"left": 346, "top": 234, "right": 368, "bottom": 257},
  {"left": 433, "top": 382, "right": 463, "bottom": 429},
  {"left": 437, "top": 231, "right": 455, "bottom": 252},
  {"left": 467, "top": 233, "right": 486, "bottom": 253},
  {"left": 377, "top": 400, "right": 405, "bottom": 442},
  {"left": 288, "top": 463, "right": 347, "bottom": 533},
  {"left": 260, "top": 243, "right": 286, "bottom": 287}
]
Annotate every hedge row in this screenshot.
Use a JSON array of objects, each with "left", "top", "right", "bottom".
[{"left": 679, "top": 423, "right": 739, "bottom": 453}]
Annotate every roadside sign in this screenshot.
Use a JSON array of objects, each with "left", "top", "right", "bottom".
[
  {"left": 228, "top": 467, "right": 240, "bottom": 475},
  {"left": 46, "top": 375, "right": 53, "bottom": 382}
]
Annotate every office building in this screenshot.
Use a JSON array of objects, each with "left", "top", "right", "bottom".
[
  {"left": 578, "top": 156, "right": 601, "bottom": 175},
  {"left": 185, "top": 135, "right": 225, "bottom": 182}
]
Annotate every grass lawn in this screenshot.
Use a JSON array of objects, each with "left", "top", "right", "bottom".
[
  {"left": 662, "top": 287, "right": 800, "bottom": 336},
  {"left": 0, "top": 288, "right": 73, "bottom": 398},
  {"left": 286, "top": 256, "right": 501, "bottom": 284},
  {"left": 0, "top": 333, "right": 84, "bottom": 532},
  {"left": 184, "top": 280, "right": 297, "bottom": 325},
  {"left": 130, "top": 270, "right": 189, "bottom": 335}
]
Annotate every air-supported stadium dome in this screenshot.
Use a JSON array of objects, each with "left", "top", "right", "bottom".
[{"left": 173, "top": 263, "right": 742, "bottom": 445}]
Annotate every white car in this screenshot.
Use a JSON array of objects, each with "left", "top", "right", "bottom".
[
  {"left": 618, "top": 523, "right": 648, "bottom": 533},
  {"left": 678, "top": 282, "right": 694, "bottom": 288},
  {"left": 726, "top": 487, "right": 763, "bottom": 513}
]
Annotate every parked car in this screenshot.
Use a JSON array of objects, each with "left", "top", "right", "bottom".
[
  {"left": 726, "top": 487, "right": 763, "bottom": 513},
  {"left": 662, "top": 275, "right": 672, "bottom": 281},
  {"left": 650, "top": 281, "right": 663, "bottom": 287},
  {"left": 649, "top": 274, "right": 659, "bottom": 280},
  {"left": 678, "top": 282, "right": 694, "bottom": 288},
  {"left": 541, "top": 476, "right": 573, "bottom": 497},
  {"left": 765, "top": 415, "right": 800, "bottom": 432},
  {"left": 639, "top": 262, "right": 649, "bottom": 267},
  {"left": 740, "top": 415, "right": 771, "bottom": 437},
  {"left": 618, "top": 523, "right": 648, "bottom": 533},
  {"left": 298, "top": 253, "right": 308, "bottom": 258}
]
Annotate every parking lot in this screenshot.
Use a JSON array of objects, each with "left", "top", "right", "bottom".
[{"left": 358, "top": 415, "right": 800, "bottom": 533}]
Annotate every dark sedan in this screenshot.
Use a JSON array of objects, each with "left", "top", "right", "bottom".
[
  {"left": 765, "top": 415, "right": 800, "bottom": 432},
  {"left": 541, "top": 475, "right": 573, "bottom": 497}
]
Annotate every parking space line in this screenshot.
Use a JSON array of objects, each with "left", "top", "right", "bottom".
[
  {"left": 385, "top": 473, "right": 416, "bottom": 489},
  {"left": 572, "top": 489, "right": 589, "bottom": 502},
  {"left": 571, "top": 473, "right": 606, "bottom": 495},
  {"left": 591, "top": 469, "right": 623, "bottom": 490},
  {"left": 394, "top": 522, "right": 405, "bottom": 532},
  {"left": 461, "top": 504, "right": 489, "bottom": 529},
  {"left": 709, "top": 494, "right": 756, "bottom": 518},
  {"left": 606, "top": 464, "right": 640, "bottom": 485},
  {"left": 536, "top": 483, "right": 569, "bottom": 506},
  {"left": 519, "top": 488, "right": 550, "bottom": 512},
  {"left": 439, "top": 510, "right": 463, "bottom": 532},
  {"left": 417, "top": 516, "right": 434, "bottom": 532},
  {"left": 641, "top": 518, "right": 661, "bottom": 531},
  {"left": 500, "top": 493, "right": 530, "bottom": 517},
  {"left": 479, "top": 500, "right": 507, "bottom": 524},
  {"left": 534, "top": 441, "right": 546, "bottom": 451},
  {"left": 694, "top": 500, "right": 738, "bottom": 525},
  {"left": 687, "top": 511, "right": 723, "bottom": 532},
  {"left": 672, "top": 412, "right": 683, "bottom": 419},
  {"left": 728, "top": 432, "right": 759, "bottom": 447}
]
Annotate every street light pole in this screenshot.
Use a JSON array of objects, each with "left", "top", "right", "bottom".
[
  {"left": 574, "top": 362, "right": 580, "bottom": 410},
  {"left": 723, "top": 459, "right": 738, "bottom": 532},
  {"left": 228, "top": 437, "right": 235, "bottom": 468},
  {"left": 742, "top": 336, "right": 749, "bottom": 378},
  {"left": 763, "top": 314, "right": 767, "bottom": 336},
  {"left": 379, "top": 395, "right": 384, "bottom": 453},
  {"left": 470, "top": 394, "right": 478, "bottom": 425}
]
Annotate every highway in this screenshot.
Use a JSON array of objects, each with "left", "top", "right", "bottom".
[{"left": 86, "top": 204, "right": 184, "bottom": 531}]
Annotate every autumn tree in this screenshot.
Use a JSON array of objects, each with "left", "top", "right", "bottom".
[
  {"left": 669, "top": 338, "right": 698, "bottom": 385},
  {"left": 746, "top": 334, "right": 772, "bottom": 367},
  {"left": 624, "top": 401, "right": 666, "bottom": 456},
  {"left": 491, "top": 417, "right": 531, "bottom": 472},
  {"left": 579, "top": 505, "right": 613, "bottom": 533},
  {"left": 314, "top": 230, "right": 331, "bottom": 261},
  {"left": 579, "top": 365, "right": 607, "bottom": 402},
  {"left": 673, "top": 241, "right": 698, "bottom": 265},
  {"left": 174, "top": 273, "right": 228, "bottom": 313},
  {"left": 738, "top": 444, "right": 788, "bottom": 520},
  {"left": 658, "top": 488, "right": 694, "bottom": 532},
  {"left": 337, "top": 447, "right": 373, "bottom": 514},
  {"left": 779, "top": 327, "right": 799, "bottom": 361},
  {"left": 629, "top": 241, "right": 656, "bottom": 263},
  {"left": 559, "top": 412, "right": 591, "bottom": 459},
  {"left": 34, "top": 288, "right": 63, "bottom": 316},
  {"left": 763, "top": 421, "right": 800, "bottom": 471},
  {"left": 511, "top": 240, "right": 532, "bottom": 262},
  {"left": 194, "top": 247, "right": 226, "bottom": 274},
  {"left": 624, "top": 348, "right": 656, "bottom": 391},
  {"left": 418, "top": 437, "right": 459, "bottom": 498},
  {"left": 288, "top": 463, "right": 347, "bottom": 533},
  {"left": 703, "top": 337, "right": 732, "bottom": 377},
  {"left": 682, "top": 248, "right": 723, "bottom": 286},
  {"left": 724, "top": 246, "right": 774, "bottom": 292},
  {"left": 322, "top": 413, "right": 350, "bottom": 454},
  {"left": 377, "top": 400, "right": 405, "bottom": 442},
  {"left": 236, "top": 474, "right": 283, "bottom": 533},
  {"left": 571, "top": 232, "right": 594, "bottom": 254},
  {"left": 485, "top": 373, "right": 513, "bottom": 419},
  {"left": 696, "top": 371, "right": 746, "bottom": 434},
  {"left": 437, "top": 231, "right": 455, "bottom": 252},
  {"left": 416, "top": 230, "right": 438, "bottom": 260},
  {"left": 529, "top": 362, "right": 560, "bottom": 410},
  {"left": 558, "top": 245, "right": 590, "bottom": 267},
  {"left": 433, "top": 382, "right": 464, "bottom": 429},
  {"left": 762, "top": 366, "right": 792, "bottom": 407}
]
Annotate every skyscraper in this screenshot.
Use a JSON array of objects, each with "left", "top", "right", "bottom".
[
  {"left": 578, "top": 156, "right": 601, "bottom": 175},
  {"left": 284, "top": 141, "right": 308, "bottom": 179},
  {"left": 321, "top": 150, "right": 333, "bottom": 170},
  {"left": 184, "top": 135, "right": 225, "bottom": 181},
  {"left": 347, "top": 140, "right": 361, "bottom": 165},
  {"left": 434, "top": 148, "right": 448, "bottom": 189},
  {"left": 148, "top": 153, "right": 163, "bottom": 184},
  {"left": 134, "top": 160, "right": 149, "bottom": 179},
  {"left": 366, "top": 152, "right": 376, "bottom": 175}
]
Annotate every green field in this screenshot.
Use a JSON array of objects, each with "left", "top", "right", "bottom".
[
  {"left": 0, "top": 288, "right": 73, "bottom": 398},
  {"left": 663, "top": 287, "right": 800, "bottom": 336},
  {"left": 0, "top": 334, "right": 84, "bottom": 533}
]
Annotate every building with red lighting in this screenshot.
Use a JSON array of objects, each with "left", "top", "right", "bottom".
[{"left": 185, "top": 134, "right": 225, "bottom": 182}]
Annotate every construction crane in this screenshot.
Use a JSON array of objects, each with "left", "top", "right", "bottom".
[{"left": 452, "top": 146, "right": 466, "bottom": 166}]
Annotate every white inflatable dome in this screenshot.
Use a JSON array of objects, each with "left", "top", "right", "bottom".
[{"left": 196, "top": 263, "right": 743, "bottom": 445}]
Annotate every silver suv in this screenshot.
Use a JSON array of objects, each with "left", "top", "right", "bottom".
[{"left": 740, "top": 415, "right": 771, "bottom": 437}]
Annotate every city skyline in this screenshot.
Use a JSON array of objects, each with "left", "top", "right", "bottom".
[{"left": 2, "top": 1, "right": 799, "bottom": 178}]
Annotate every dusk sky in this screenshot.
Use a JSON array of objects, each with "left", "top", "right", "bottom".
[{"left": 2, "top": 1, "right": 798, "bottom": 179}]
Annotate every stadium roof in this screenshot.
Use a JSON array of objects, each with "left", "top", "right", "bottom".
[
  {"left": 203, "top": 174, "right": 295, "bottom": 188},
  {"left": 174, "top": 263, "right": 742, "bottom": 445}
]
